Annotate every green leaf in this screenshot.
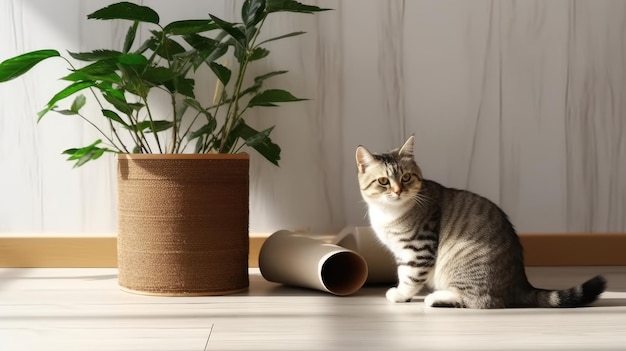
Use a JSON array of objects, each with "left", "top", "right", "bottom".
[
  {"left": 102, "top": 90, "right": 133, "bottom": 116},
  {"left": 248, "top": 47, "right": 269, "bottom": 61},
  {"left": 245, "top": 26, "right": 259, "bottom": 43},
  {"left": 183, "top": 34, "right": 220, "bottom": 50},
  {"left": 53, "top": 109, "right": 78, "bottom": 116},
  {"left": 97, "top": 81, "right": 114, "bottom": 91},
  {"left": 70, "top": 94, "right": 86, "bottom": 113},
  {"left": 257, "top": 31, "right": 306, "bottom": 46},
  {"left": 174, "top": 99, "right": 189, "bottom": 123},
  {"left": 183, "top": 98, "right": 204, "bottom": 111},
  {"left": 245, "top": 126, "right": 274, "bottom": 146},
  {"left": 116, "top": 63, "right": 148, "bottom": 98},
  {"left": 202, "top": 45, "right": 229, "bottom": 66},
  {"left": 62, "top": 59, "right": 122, "bottom": 83},
  {"left": 173, "top": 78, "right": 195, "bottom": 98},
  {"left": 104, "top": 87, "right": 126, "bottom": 101},
  {"left": 169, "top": 51, "right": 195, "bottom": 76},
  {"left": 134, "top": 38, "right": 152, "bottom": 55},
  {"left": 101, "top": 109, "right": 128, "bottom": 126},
  {"left": 142, "top": 66, "right": 175, "bottom": 85},
  {"left": 125, "top": 120, "right": 173, "bottom": 133},
  {"left": 147, "top": 32, "right": 186, "bottom": 60},
  {"left": 87, "top": 2, "right": 160, "bottom": 24},
  {"left": 63, "top": 70, "right": 121, "bottom": 83},
  {"left": 209, "top": 62, "right": 231, "bottom": 86},
  {"left": 184, "top": 98, "right": 213, "bottom": 120},
  {"left": 218, "top": 119, "right": 244, "bottom": 153},
  {"left": 68, "top": 50, "right": 121, "bottom": 61},
  {"left": 123, "top": 21, "right": 139, "bottom": 53},
  {"left": 38, "top": 81, "right": 96, "bottom": 121},
  {"left": 194, "top": 137, "right": 204, "bottom": 153},
  {"left": 62, "top": 139, "right": 114, "bottom": 168},
  {"left": 216, "top": 71, "right": 289, "bottom": 106},
  {"left": 231, "top": 39, "right": 247, "bottom": 62},
  {"left": 189, "top": 120, "right": 217, "bottom": 140},
  {"left": 248, "top": 89, "right": 306, "bottom": 107},
  {"left": 238, "top": 70, "right": 288, "bottom": 97},
  {"left": 209, "top": 14, "right": 247, "bottom": 49},
  {"left": 266, "top": 0, "right": 331, "bottom": 13},
  {"left": 238, "top": 123, "right": 281, "bottom": 166},
  {"left": 182, "top": 34, "right": 227, "bottom": 68},
  {"left": 0, "top": 49, "right": 60, "bottom": 82},
  {"left": 118, "top": 53, "right": 148, "bottom": 66},
  {"left": 63, "top": 59, "right": 118, "bottom": 79},
  {"left": 254, "top": 70, "right": 288, "bottom": 83},
  {"left": 163, "top": 20, "right": 219, "bottom": 35},
  {"left": 242, "top": 0, "right": 266, "bottom": 28},
  {"left": 127, "top": 103, "right": 145, "bottom": 111}
]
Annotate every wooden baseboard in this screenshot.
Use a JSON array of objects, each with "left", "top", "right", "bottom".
[
  {"left": 0, "top": 234, "right": 118, "bottom": 268},
  {"left": 0, "top": 233, "right": 624, "bottom": 268},
  {"left": 0, "top": 233, "right": 268, "bottom": 268},
  {"left": 519, "top": 233, "right": 626, "bottom": 266}
]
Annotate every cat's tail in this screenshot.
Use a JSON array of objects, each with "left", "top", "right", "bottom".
[{"left": 529, "top": 275, "right": 607, "bottom": 308}]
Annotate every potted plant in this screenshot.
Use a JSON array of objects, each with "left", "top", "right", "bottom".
[{"left": 0, "top": 0, "right": 327, "bottom": 295}]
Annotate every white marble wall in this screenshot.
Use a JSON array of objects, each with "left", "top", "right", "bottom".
[{"left": 1, "top": 0, "right": 625, "bottom": 234}]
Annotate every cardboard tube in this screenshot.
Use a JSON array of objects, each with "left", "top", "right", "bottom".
[
  {"left": 335, "top": 226, "right": 398, "bottom": 285},
  {"left": 259, "top": 230, "right": 368, "bottom": 296}
]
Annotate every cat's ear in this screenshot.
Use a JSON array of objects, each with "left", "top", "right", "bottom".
[
  {"left": 356, "top": 146, "right": 375, "bottom": 173},
  {"left": 398, "top": 135, "right": 415, "bottom": 158}
]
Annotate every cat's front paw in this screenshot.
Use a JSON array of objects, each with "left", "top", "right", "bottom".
[{"left": 385, "top": 287, "right": 413, "bottom": 303}]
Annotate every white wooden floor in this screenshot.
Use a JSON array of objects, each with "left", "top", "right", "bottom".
[{"left": 0, "top": 267, "right": 625, "bottom": 351}]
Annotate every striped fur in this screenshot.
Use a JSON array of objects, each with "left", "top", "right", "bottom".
[{"left": 355, "top": 136, "right": 606, "bottom": 309}]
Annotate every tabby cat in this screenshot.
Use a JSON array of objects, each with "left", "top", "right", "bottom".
[{"left": 355, "top": 135, "right": 606, "bottom": 308}]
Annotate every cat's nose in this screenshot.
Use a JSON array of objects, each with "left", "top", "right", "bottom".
[{"left": 392, "top": 187, "right": 402, "bottom": 195}]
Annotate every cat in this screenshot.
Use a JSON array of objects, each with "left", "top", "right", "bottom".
[{"left": 355, "top": 135, "right": 607, "bottom": 308}]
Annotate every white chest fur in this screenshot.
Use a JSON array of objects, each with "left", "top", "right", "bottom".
[{"left": 367, "top": 203, "right": 409, "bottom": 249}]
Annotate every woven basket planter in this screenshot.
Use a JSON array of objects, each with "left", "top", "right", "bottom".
[{"left": 116, "top": 154, "right": 249, "bottom": 296}]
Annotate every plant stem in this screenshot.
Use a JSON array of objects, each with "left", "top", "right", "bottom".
[
  {"left": 170, "top": 93, "right": 178, "bottom": 153},
  {"left": 76, "top": 113, "right": 121, "bottom": 152},
  {"left": 178, "top": 110, "right": 203, "bottom": 152},
  {"left": 61, "top": 57, "right": 129, "bottom": 153},
  {"left": 233, "top": 142, "right": 246, "bottom": 154},
  {"left": 126, "top": 108, "right": 151, "bottom": 153},
  {"left": 219, "top": 16, "right": 267, "bottom": 153},
  {"left": 218, "top": 59, "right": 248, "bottom": 153},
  {"left": 142, "top": 97, "right": 162, "bottom": 153}
]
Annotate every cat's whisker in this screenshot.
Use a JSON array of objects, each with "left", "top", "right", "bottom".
[{"left": 410, "top": 193, "right": 430, "bottom": 211}]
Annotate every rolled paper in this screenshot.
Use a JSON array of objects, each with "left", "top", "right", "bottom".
[
  {"left": 335, "top": 226, "right": 398, "bottom": 285},
  {"left": 259, "top": 230, "right": 368, "bottom": 296}
]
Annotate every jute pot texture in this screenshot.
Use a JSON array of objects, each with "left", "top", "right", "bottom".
[{"left": 117, "top": 154, "right": 249, "bottom": 296}]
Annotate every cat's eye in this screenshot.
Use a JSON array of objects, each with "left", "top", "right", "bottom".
[
  {"left": 401, "top": 173, "right": 411, "bottom": 182},
  {"left": 377, "top": 177, "right": 389, "bottom": 186}
]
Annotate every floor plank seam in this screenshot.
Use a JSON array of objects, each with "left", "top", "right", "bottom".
[{"left": 204, "top": 323, "right": 214, "bottom": 351}]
